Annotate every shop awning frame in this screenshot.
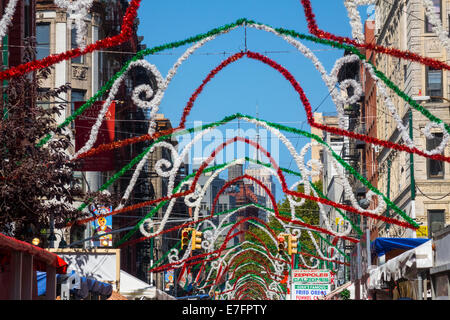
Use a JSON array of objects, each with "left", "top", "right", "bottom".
[
  {"left": 368, "top": 240, "right": 433, "bottom": 290},
  {"left": 36, "top": 270, "right": 113, "bottom": 299},
  {"left": 0, "top": 233, "right": 68, "bottom": 274},
  {"left": 370, "top": 237, "right": 430, "bottom": 258}
]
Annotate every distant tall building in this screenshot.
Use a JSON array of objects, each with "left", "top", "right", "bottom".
[
  {"left": 193, "top": 159, "right": 236, "bottom": 224},
  {"left": 245, "top": 165, "right": 276, "bottom": 210},
  {"left": 228, "top": 163, "right": 244, "bottom": 181},
  {"left": 244, "top": 115, "right": 277, "bottom": 211}
]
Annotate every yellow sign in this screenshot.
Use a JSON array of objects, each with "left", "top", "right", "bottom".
[
  {"left": 335, "top": 217, "right": 344, "bottom": 226},
  {"left": 416, "top": 226, "right": 428, "bottom": 238}
]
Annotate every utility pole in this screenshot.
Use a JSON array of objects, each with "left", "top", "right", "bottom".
[{"left": 409, "top": 108, "right": 416, "bottom": 234}]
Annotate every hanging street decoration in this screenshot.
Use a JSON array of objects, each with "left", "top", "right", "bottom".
[{"left": 6, "top": 0, "right": 450, "bottom": 300}]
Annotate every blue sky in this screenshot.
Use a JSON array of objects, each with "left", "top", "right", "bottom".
[{"left": 136, "top": 0, "right": 371, "bottom": 201}]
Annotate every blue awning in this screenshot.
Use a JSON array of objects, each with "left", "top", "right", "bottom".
[
  {"left": 37, "top": 270, "right": 112, "bottom": 299},
  {"left": 371, "top": 238, "right": 430, "bottom": 257}
]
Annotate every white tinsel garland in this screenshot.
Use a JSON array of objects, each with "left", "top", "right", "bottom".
[
  {"left": 345, "top": 0, "right": 450, "bottom": 54},
  {"left": 73, "top": 59, "right": 164, "bottom": 159},
  {"left": 422, "top": 0, "right": 450, "bottom": 53},
  {"left": 54, "top": 0, "right": 94, "bottom": 51},
  {"left": 344, "top": 0, "right": 376, "bottom": 43},
  {"left": 84, "top": 22, "right": 448, "bottom": 216},
  {"left": 0, "top": 0, "right": 19, "bottom": 39},
  {"left": 113, "top": 31, "right": 237, "bottom": 209}
]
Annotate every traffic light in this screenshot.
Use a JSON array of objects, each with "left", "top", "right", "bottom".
[
  {"left": 181, "top": 228, "right": 192, "bottom": 249},
  {"left": 277, "top": 235, "right": 286, "bottom": 254},
  {"left": 288, "top": 234, "right": 298, "bottom": 255},
  {"left": 191, "top": 229, "right": 203, "bottom": 250}
]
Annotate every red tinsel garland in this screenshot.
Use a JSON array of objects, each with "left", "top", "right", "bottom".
[
  {"left": 147, "top": 223, "right": 344, "bottom": 282},
  {"left": 219, "top": 269, "right": 273, "bottom": 295},
  {"left": 77, "top": 50, "right": 450, "bottom": 164},
  {"left": 149, "top": 229, "right": 248, "bottom": 274},
  {"left": 143, "top": 218, "right": 291, "bottom": 274},
  {"left": 235, "top": 283, "right": 269, "bottom": 300},
  {"left": 300, "top": 0, "right": 450, "bottom": 70},
  {"left": 67, "top": 52, "right": 420, "bottom": 252},
  {"left": 211, "top": 173, "right": 365, "bottom": 242},
  {"left": 225, "top": 252, "right": 284, "bottom": 281},
  {"left": 177, "top": 51, "right": 450, "bottom": 163},
  {"left": 0, "top": 0, "right": 141, "bottom": 81},
  {"left": 70, "top": 135, "right": 415, "bottom": 238}
]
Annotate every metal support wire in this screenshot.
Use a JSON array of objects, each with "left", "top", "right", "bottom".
[{"left": 67, "top": 225, "right": 136, "bottom": 248}]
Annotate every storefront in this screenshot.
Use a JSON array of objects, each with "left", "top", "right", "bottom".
[
  {"left": 430, "top": 226, "right": 450, "bottom": 300},
  {"left": 367, "top": 238, "right": 433, "bottom": 300}
]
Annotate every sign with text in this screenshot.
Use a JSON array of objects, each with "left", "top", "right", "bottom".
[
  {"left": 416, "top": 226, "right": 428, "bottom": 238},
  {"left": 291, "top": 269, "right": 331, "bottom": 300}
]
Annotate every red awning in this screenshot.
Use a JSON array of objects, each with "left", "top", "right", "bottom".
[{"left": 0, "top": 233, "right": 68, "bottom": 274}]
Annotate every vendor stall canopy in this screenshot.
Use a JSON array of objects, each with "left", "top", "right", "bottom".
[
  {"left": 371, "top": 238, "right": 430, "bottom": 257},
  {"left": 36, "top": 270, "right": 113, "bottom": 299},
  {"left": 0, "top": 233, "right": 68, "bottom": 274}
]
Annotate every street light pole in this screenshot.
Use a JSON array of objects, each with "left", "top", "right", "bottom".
[{"left": 49, "top": 214, "right": 55, "bottom": 248}]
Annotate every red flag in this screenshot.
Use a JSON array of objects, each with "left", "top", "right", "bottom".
[
  {"left": 75, "top": 101, "right": 115, "bottom": 171},
  {"left": 195, "top": 262, "right": 205, "bottom": 283},
  {"left": 178, "top": 265, "right": 187, "bottom": 288}
]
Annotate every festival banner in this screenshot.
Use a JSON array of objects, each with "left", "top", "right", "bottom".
[
  {"left": 164, "top": 269, "right": 174, "bottom": 291},
  {"left": 91, "top": 206, "right": 113, "bottom": 247},
  {"left": 75, "top": 101, "right": 115, "bottom": 171}
]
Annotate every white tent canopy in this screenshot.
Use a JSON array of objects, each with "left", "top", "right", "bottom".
[
  {"left": 119, "top": 270, "right": 175, "bottom": 300},
  {"left": 368, "top": 240, "right": 433, "bottom": 290},
  {"left": 52, "top": 249, "right": 175, "bottom": 300}
]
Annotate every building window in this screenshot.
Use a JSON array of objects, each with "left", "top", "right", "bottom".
[
  {"left": 425, "top": 66, "right": 443, "bottom": 102},
  {"left": 427, "top": 209, "right": 446, "bottom": 237},
  {"left": 36, "top": 23, "right": 50, "bottom": 60},
  {"left": 403, "top": 64, "right": 408, "bottom": 83},
  {"left": 71, "top": 89, "right": 86, "bottom": 128},
  {"left": 24, "top": 0, "right": 32, "bottom": 39},
  {"left": 425, "top": 0, "right": 441, "bottom": 33},
  {"left": 71, "top": 28, "right": 84, "bottom": 64},
  {"left": 427, "top": 132, "right": 445, "bottom": 178},
  {"left": 330, "top": 136, "right": 344, "bottom": 144},
  {"left": 37, "top": 88, "right": 51, "bottom": 109}
]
